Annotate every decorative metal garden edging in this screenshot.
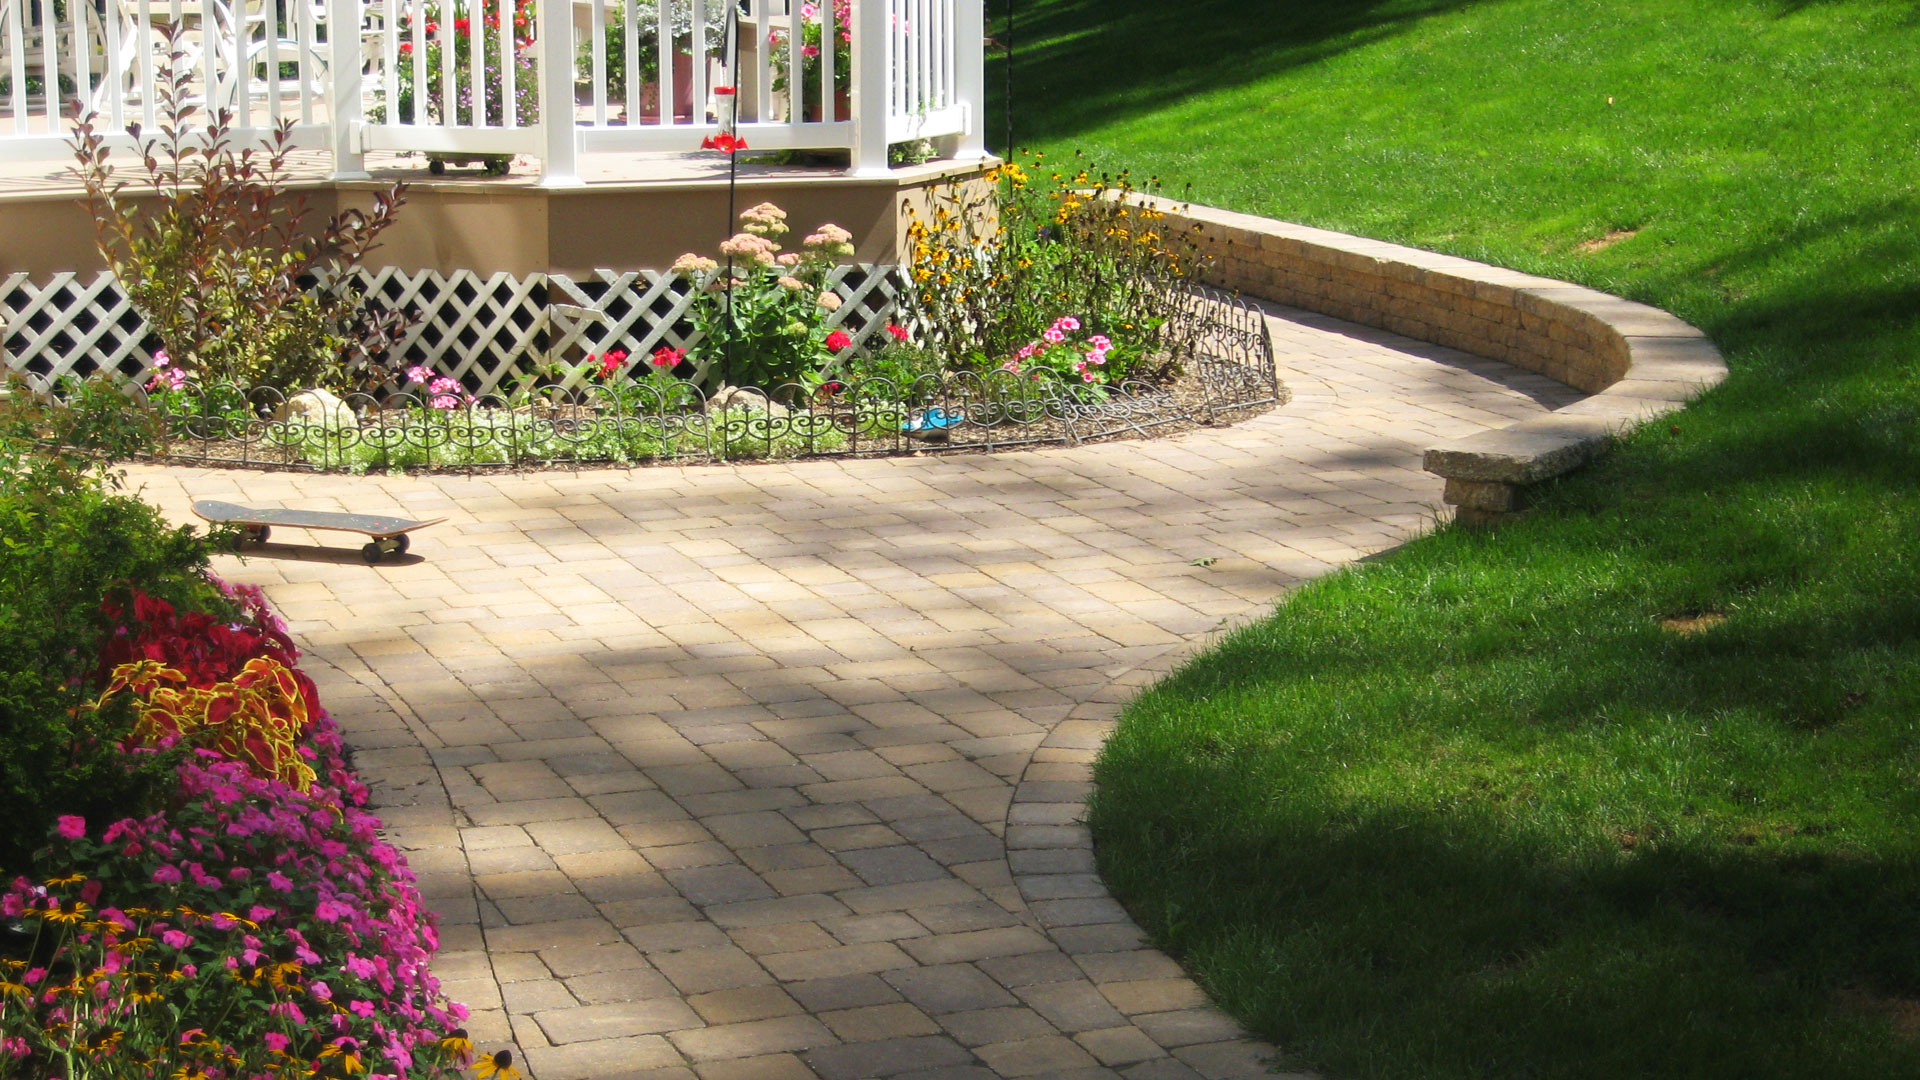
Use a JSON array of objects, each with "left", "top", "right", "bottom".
[{"left": 13, "top": 281, "right": 1276, "bottom": 472}]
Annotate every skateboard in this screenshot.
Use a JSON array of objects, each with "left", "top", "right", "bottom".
[
  {"left": 427, "top": 153, "right": 512, "bottom": 176},
  {"left": 192, "top": 500, "right": 445, "bottom": 564}
]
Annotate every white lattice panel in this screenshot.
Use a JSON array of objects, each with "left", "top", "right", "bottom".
[
  {"left": 2, "top": 266, "right": 910, "bottom": 396},
  {"left": 1, "top": 272, "right": 160, "bottom": 391}
]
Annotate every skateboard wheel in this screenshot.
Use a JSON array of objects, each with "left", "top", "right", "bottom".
[
  {"left": 392, "top": 533, "right": 410, "bottom": 555},
  {"left": 245, "top": 524, "right": 270, "bottom": 548},
  {"left": 361, "top": 542, "right": 384, "bottom": 564},
  {"left": 428, "top": 158, "right": 446, "bottom": 175}
]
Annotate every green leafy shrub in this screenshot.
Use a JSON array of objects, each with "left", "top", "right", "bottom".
[
  {"left": 12, "top": 373, "right": 166, "bottom": 459},
  {"left": 72, "top": 27, "right": 409, "bottom": 393},
  {"left": 0, "top": 434, "right": 220, "bottom": 873}
]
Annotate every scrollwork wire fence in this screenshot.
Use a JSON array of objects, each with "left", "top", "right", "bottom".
[{"left": 29, "top": 284, "right": 1277, "bottom": 472}]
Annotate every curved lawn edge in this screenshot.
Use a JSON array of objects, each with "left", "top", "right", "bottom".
[
  {"left": 998, "top": 210, "right": 1735, "bottom": 1075},
  {"left": 1004, "top": 650, "right": 1300, "bottom": 1078},
  {"left": 1153, "top": 198, "right": 1729, "bottom": 524}
]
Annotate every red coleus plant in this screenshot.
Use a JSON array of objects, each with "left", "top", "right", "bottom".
[{"left": 98, "top": 585, "right": 307, "bottom": 694}]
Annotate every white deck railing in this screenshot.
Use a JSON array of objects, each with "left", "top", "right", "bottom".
[{"left": 0, "top": 0, "right": 983, "bottom": 178}]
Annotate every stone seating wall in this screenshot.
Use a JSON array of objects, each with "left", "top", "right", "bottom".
[{"left": 1149, "top": 198, "right": 1729, "bottom": 524}]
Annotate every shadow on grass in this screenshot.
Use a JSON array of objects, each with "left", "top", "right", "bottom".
[
  {"left": 1091, "top": 774, "right": 1920, "bottom": 1079},
  {"left": 991, "top": 0, "right": 1486, "bottom": 146}
]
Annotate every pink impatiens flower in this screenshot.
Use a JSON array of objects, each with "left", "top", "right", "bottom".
[{"left": 54, "top": 816, "right": 85, "bottom": 841}]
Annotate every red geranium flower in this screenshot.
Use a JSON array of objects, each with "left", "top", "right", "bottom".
[
  {"left": 825, "top": 330, "right": 852, "bottom": 352},
  {"left": 885, "top": 323, "right": 910, "bottom": 342},
  {"left": 597, "top": 349, "right": 629, "bottom": 379},
  {"left": 651, "top": 346, "right": 685, "bottom": 368}
]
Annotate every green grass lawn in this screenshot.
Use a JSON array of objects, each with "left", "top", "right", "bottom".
[{"left": 992, "top": 0, "right": 1920, "bottom": 1076}]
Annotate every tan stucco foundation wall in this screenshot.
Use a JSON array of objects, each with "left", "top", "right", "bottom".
[{"left": 3, "top": 160, "right": 992, "bottom": 279}]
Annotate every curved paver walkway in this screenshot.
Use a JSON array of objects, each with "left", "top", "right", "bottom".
[{"left": 124, "top": 303, "right": 1579, "bottom": 1080}]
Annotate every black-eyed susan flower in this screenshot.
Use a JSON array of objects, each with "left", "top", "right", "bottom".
[
  {"left": 438, "top": 1029, "right": 474, "bottom": 1064},
  {"left": 474, "top": 1048, "right": 521, "bottom": 1080},
  {"left": 125, "top": 973, "right": 164, "bottom": 1004},
  {"left": 319, "top": 1038, "right": 365, "bottom": 1075},
  {"left": 45, "top": 899, "right": 92, "bottom": 925}
]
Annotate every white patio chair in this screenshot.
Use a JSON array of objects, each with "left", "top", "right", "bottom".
[{"left": 96, "top": 0, "right": 327, "bottom": 113}]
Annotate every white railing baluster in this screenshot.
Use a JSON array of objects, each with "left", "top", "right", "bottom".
[
  {"left": 99, "top": 0, "right": 122, "bottom": 126},
  {"left": 954, "top": 0, "right": 980, "bottom": 156},
  {"left": 756, "top": 0, "right": 771, "bottom": 127},
  {"left": 264, "top": 0, "right": 283, "bottom": 127},
  {"left": 300, "top": 0, "right": 319, "bottom": 123},
  {"left": 70, "top": 0, "right": 91, "bottom": 122},
  {"left": 820, "top": 0, "right": 834, "bottom": 121},
  {"left": 35, "top": 0, "right": 54, "bottom": 131},
  {"left": 7, "top": 0, "right": 28, "bottom": 133},
  {"left": 851, "top": 0, "right": 883, "bottom": 170},
  {"left": 695, "top": 0, "right": 710, "bottom": 123},
  {"left": 651, "top": 0, "right": 667, "bottom": 124},
  {"left": 136, "top": 0, "right": 153, "bottom": 131},
  {"left": 586, "top": 0, "right": 603, "bottom": 124},
  {"left": 536, "top": 0, "right": 575, "bottom": 183},
  {"left": 463, "top": 0, "right": 478, "bottom": 127},
  {"left": 435, "top": 5, "right": 450, "bottom": 126},
  {"left": 328, "top": 0, "right": 365, "bottom": 174},
  {"left": 618, "top": 0, "right": 634, "bottom": 122},
  {"left": 782, "top": 0, "right": 795, "bottom": 122},
  {"left": 497, "top": 0, "right": 513, "bottom": 125},
  {"left": 232, "top": 0, "right": 253, "bottom": 130}
]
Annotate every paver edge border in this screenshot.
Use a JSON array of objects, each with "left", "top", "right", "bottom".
[{"left": 1150, "top": 197, "right": 1729, "bottom": 525}]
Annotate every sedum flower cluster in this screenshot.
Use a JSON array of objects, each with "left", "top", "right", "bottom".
[{"left": 670, "top": 203, "right": 857, "bottom": 392}]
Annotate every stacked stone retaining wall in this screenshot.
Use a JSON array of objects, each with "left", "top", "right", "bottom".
[{"left": 1148, "top": 198, "right": 1728, "bottom": 524}]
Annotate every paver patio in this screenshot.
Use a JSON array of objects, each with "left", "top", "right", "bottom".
[{"left": 123, "top": 302, "right": 1579, "bottom": 1080}]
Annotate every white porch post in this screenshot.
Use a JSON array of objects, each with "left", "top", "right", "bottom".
[
  {"left": 328, "top": 0, "right": 368, "bottom": 178},
  {"left": 954, "top": 0, "right": 986, "bottom": 159},
  {"left": 538, "top": 0, "right": 581, "bottom": 186},
  {"left": 850, "top": 0, "right": 889, "bottom": 176}
]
